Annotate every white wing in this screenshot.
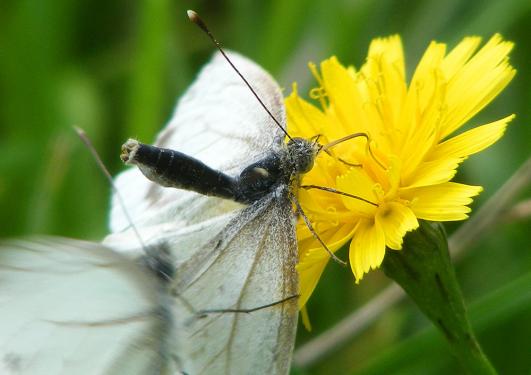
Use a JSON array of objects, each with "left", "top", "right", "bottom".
[
  {"left": 106, "top": 51, "right": 299, "bottom": 374},
  {"left": 110, "top": 51, "right": 286, "bottom": 233},
  {"left": 174, "top": 193, "right": 299, "bottom": 375},
  {"left": 0, "top": 237, "right": 183, "bottom": 375},
  {"left": 106, "top": 194, "right": 300, "bottom": 375}
]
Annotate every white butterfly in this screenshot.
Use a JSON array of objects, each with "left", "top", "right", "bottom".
[
  {"left": 0, "top": 237, "right": 184, "bottom": 375},
  {"left": 106, "top": 51, "right": 301, "bottom": 374},
  {"left": 0, "top": 51, "right": 301, "bottom": 375}
]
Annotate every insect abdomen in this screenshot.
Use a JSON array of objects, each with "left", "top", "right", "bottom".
[{"left": 121, "top": 139, "right": 239, "bottom": 200}]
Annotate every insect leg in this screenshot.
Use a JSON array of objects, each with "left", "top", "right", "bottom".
[
  {"left": 300, "top": 185, "right": 378, "bottom": 207},
  {"left": 289, "top": 193, "right": 347, "bottom": 266},
  {"left": 196, "top": 295, "right": 299, "bottom": 316}
]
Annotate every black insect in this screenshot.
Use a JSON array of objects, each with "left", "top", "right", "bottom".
[{"left": 120, "top": 136, "right": 317, "bottom": 205}]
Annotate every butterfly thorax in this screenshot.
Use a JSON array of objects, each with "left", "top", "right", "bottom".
[{"left": 235, "top": 137, "right": 318, "bottom": 204}]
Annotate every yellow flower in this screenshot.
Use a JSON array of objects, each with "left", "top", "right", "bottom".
[{"left": 288, "top": 34, "right": 516, "bottom": 308}]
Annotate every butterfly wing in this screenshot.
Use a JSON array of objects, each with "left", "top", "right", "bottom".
[
  {"left": 110, "top": 51, "right": 286, "bottom": 234},
  {"left": 174, "top": 193, "right": 299, "bottom": 375},
  {"left": 0, "top": 237, "right": 182, "bottom": 375},
  {"left": 107, "top": 51, "right": 299, "bottom": 374}
]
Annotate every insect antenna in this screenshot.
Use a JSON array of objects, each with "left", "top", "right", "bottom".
[
  {"left": 187, "top": 9, "right": 293, "bottom": 141},
  {"left": 74, "top": 126, "right": 147, "bottom": 251}
]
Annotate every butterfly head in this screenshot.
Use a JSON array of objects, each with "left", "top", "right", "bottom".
[{"left": 286, "top": 137, "right": 318, "bottom": 175}]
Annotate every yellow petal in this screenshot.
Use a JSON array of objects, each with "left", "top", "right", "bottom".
[
  {"left": 297, "top": 187, "right": 333, "bottom": 221},
  {"left": 401, "top": 182, "right": 483, "bottom": 221},
  {"left": 349, "top": 218, "right": 386, "bottom": 281},
  {"left": 320, "top": 57, "right": 368, "bottom": 134},
  {"left": 376, "top": 202, "right": 419, "bottom": 250},
  {"left": 405, "top": 41, "right": 446, "bottom": 117},
  {"left": 301, "top": 306, "right": 312, "bottom": 331},
  {"left": 297, "top": 222, "right": 355, "bottom": 261},
  {"left": 297, "top": 248, "right": 330, "bottom": 308},
  {"left": 404, "top": 157, "right": 462, "bottom": 188},
  {"left": 366, "top": 35, "right": 405, "bottom": 78},
  {"left": 302, "top": 157, "right": 341, "bottom": 190},
  {"left": 336, "top": 168, "right": 379, "bottom": 216},
  {"left": 383, "top": 155, "right": 401, "bottom": 197},
  {"left": 439, "top": 35, "right": 515, "bottom": 138},
  {"left": 297, "top": 224, "right": 355, "bottom": 307},
  {"left": 362, "top": 35, "right": 407, "bottom": 133},
  {"left": 431, "top": 115, "right": 514, "bottom": 160},
  {"left": 399, "top": 63, "right": 444, "bottom": 176},
  {"left": 440, "top": 36, "right": 482, "bottom": 80},
  {"left": 286, "top": 88, "right": 332, "bottom": 139}
]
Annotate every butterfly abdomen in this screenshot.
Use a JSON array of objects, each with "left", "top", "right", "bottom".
[{"left": 121, "top": 139, "right": 239, "bottom": 200}]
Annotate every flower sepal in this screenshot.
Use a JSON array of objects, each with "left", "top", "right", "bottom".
[{"left": 382, "top": 221, "right": 496, "bottom": 375}]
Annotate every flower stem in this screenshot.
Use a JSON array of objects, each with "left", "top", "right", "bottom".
[{"left": 381, "top": 221, "right": 496, "bottom": 374}]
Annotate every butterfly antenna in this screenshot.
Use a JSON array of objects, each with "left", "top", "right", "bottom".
[
  {"left": 73, "top": 126, "right": 147, "bottom": 250},
  {"left": 187, "top": 10, "right": 293, "bottom": 141}
]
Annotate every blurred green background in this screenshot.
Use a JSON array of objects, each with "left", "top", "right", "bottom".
[{"left": 0, "top": 0, "right": 529, "bottom": 374}]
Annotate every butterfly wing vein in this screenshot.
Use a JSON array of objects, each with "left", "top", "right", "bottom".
[{"left": 176, "top": 194, "right": 298, "bottom": 375}]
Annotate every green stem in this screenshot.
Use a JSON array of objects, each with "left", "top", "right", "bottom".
[{"left": 381, "top": 221, "right": 496, "bottom": 375}]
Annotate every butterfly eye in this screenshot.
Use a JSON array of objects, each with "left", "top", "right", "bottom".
[{"left": 287, "top": 138, "right": 317, "bottom": 174}]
